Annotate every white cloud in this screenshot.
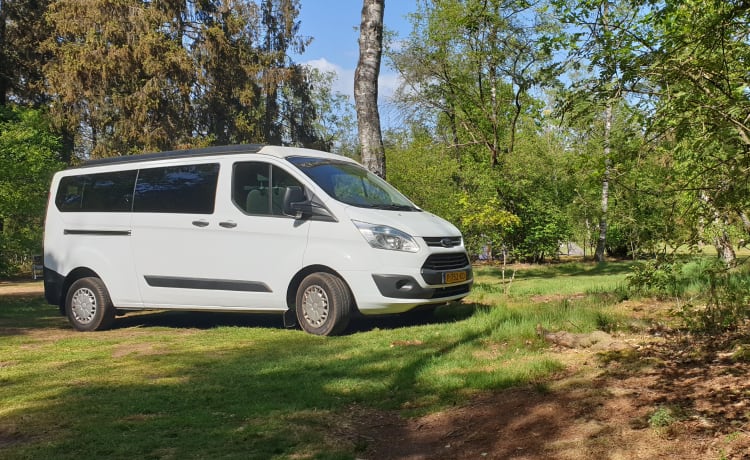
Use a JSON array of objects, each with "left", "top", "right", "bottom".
[
  {"left": 303, "top": 58, "right": 354, "bottom": 99},
  {"left": 303, "top": 57, "right": 402, "bottom": 104}
]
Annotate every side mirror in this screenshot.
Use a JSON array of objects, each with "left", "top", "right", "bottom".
[
  {"left": 282, "top": 186, "right": 335, "bottom": 221},
  {"left": 283, "top": 186, "right": 308, "bottom": 218}
]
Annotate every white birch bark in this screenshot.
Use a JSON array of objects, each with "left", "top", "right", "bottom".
[{"left": 354, "top": 0, "right": 386, "bottom": 178}]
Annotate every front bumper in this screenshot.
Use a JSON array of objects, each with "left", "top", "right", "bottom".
[{"left": 372, "top": 269, "right": 473, "bottom": 300}]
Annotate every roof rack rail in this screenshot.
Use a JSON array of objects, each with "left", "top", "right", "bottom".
[{"left": 76, "top": 144, "right": 266, "bottom": 169}]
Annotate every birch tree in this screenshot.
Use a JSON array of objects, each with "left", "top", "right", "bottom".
[{"left": 354, "top": 0, "right": 386, "bottom": 177}]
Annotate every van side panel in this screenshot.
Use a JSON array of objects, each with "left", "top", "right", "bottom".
[
  {"left": 44, "top": 207, "right": 142, "bottom": 307},
  {"left": 130, "top": 159, "right": 310, "bottom": 311}
]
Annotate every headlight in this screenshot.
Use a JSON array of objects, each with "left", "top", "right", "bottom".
[{"left": 353, "top": 221, "right": 419, "bottom": 252}]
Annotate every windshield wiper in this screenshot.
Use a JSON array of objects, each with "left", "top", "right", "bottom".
[{"left": 365, "top": 204, "right": 418, "bottom": 211}]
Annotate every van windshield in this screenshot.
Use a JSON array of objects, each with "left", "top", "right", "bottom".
[{"left": 287, "top": 156, "right": 420, "bottom": 211}]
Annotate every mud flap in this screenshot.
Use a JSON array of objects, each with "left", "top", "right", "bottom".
[{"left": 283, "top": 309, "right": 298, "bottom": 328}]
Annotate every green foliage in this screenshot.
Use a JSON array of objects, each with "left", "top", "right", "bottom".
[
  {"left": 509, "top": 200, "right": 570, "bottom": 262},
  {"left": 391, "top": 0, "right": 562, "bottom": 164},
  {"left": 628, "top": 256, "right": 750, "bottom": 333},
  {"left": 553, "top": 0, "right": 750, "bottom": 264},
  {"left": 38, "top": 0, "right": 324, "bottom": 159},
  {"left": 295, "top": 67, "right": 357, "bottom": 154},
  {"left": 648, "top": 406, "right": 680, "bottom": 429},
  {"left": 0, "top": 106, "right": 64, "bottom": 275},
  {"left": 674, "top": 259, "right": 750, "bottom": 333},
  {"left": 0, "top": 0, "right": 50, "bottom": 104},
  {"left": 385, "top": 127, "right": 461, "bottom": 222},
  {"left": 459, "top": 193, "right": 521, "bottom": 260},
  {"left": 627, "top": 259, "right": 684, "bottom": 299}
]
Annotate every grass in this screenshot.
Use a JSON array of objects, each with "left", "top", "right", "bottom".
[
  {"left": 472, "top": 261, "right": 634, "bottom": 299},
  {"left": 0, "top": 261, "right": 631, "bottom": 459}
]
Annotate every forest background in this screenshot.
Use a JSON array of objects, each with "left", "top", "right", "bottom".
[{"left": 1, "top": 0, "right": 749, "bottom": 294}]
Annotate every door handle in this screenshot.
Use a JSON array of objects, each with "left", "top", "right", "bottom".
[
  {"left": 219, "top": 221, "right": 237, "bottom": 229},
  {"left": 192, "top": 220, "right": 209, "bottom": 227}
]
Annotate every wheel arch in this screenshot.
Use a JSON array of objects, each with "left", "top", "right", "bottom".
[
  {"left": 59, "top": 267, "right": 102, "bottom": 313},
  {"left": 286, "top": 265, "right": 359, "bottom": 313}
]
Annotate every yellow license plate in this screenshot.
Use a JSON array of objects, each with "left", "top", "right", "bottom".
[{"left": 445, "top": 271, "right": 467, "bottom": 284}]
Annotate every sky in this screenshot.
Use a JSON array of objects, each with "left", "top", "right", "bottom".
[{"left": 293, "top": 1, "right": 417, "bottom": 126}]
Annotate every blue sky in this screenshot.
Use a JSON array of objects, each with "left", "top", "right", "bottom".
[{"left": 294, "top": 1, "right": 417, "bottom": 121}]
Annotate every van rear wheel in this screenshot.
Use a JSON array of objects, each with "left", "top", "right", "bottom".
[
  {"left": 65, "top": 277, "right": 116, "bottom": 332},
  {"left": 295, "top": 273, "right": 352, "bottom": 336}
]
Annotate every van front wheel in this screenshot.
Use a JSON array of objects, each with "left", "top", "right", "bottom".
[
  {"left": 295, "top": 273, "right": 352, "bottom": 336},
  {"left": 65, "top": 277, "right": 116, "bottom": 332}
]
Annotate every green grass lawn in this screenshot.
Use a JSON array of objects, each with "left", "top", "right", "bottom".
[{"left": 0, "top": 262, "right": 632, "bottom": 459}]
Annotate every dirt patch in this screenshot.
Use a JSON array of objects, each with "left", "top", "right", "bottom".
[
  {"left": 112, "top": 342, "right": 171, "bottom": 358},
  {"left": 0, "top": 427, "right": 34, "bottom": 449},
  {"left": 0, "top": 280, "right": 44, "bottom": 298},
  {"left": 530, "top": 293, "right": 586, "bottom": 303},
  {"left": 347, "top": 324, "right": 750, "bottom": 459}
]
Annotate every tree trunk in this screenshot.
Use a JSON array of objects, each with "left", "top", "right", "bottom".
[
  {"left": 714, "top": 227, "right": 736, "bottom": 265},
  {"left": 354, "top": 0, "right": 385, "bottom": 178},
  {"left": 701, "top": 192, "right": 736, "bottom": 265},
  {"left": 594, "top": 103, "right": 612, "bottom": 262}
]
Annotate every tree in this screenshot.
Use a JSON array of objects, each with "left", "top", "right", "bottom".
[
  {"left": 43, "top": 0, "right": 196, "bottom": 158},
  {"left": 259, "top": 0, "right": 311, "bottom": 145},
  {"left": 388, "top": 0, "right": 570, "bottom": 259},
  {"left": 0, "top": 0, "right": 51, "bottom": 105},
  {"left": 42, "top": 0, "right": 320, "bottom": 158},
  {"left": 641, "top": 0, "right": 750, "bottom": 264},
  {"left": 552, "top": 0, "right": 647, "bottom": 262},
  {"left": 0, "top": 106, "right": 63, "bottom": 275},
  {"left": 391, "top": 0, "right": 561, "bottom": 168},
  {"left": 355, "top": 0, "right": 386, "bottom": 178},
  {"left": 284, "top": 66, "right": 356, "bottom": 153},
  {"left": 556, "top": 0, "right": 750, "bottom": 265},
  {"left": 192, "top": 0, "right": 266, "bottom": 145}
]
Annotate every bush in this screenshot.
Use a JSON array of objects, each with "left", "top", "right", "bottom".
[
  {"left": 675, "top": 259, "right": 750, "bottom": 333},
  {"left": 627, "top": 259, "right": 684, "bottom": 299},
  {"left": 628, "top": 256, "right": 750, "bottom": 333},
  {"left": 0, "top": 106, "right": 64, "bottom": 276}
]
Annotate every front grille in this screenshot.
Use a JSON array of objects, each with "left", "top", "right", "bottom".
[
  {"left": 422, "top": 253, "right": 470, "bottom": 271},
  {"left": 423, "top": 236, "right": 462, "bottom": 248}
]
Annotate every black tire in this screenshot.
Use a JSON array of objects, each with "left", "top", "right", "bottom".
[
  {"left": 65, "top": 277, "right": 116, "bottom": 332},
  {"left": 295, "top": 272, "right": 352, "bottom": 336}
]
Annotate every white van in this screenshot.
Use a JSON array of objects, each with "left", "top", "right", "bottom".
[{"left": 43, "top": 145, "right": 473, "bottom": 335}]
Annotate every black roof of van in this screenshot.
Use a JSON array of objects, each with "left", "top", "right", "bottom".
[{"left": 76, "top": 144, "right": 266, "bottom": 168}]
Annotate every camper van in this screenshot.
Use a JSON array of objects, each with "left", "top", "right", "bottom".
[{"left": 43, "top": 145, "right": 473, "bottom": 335}]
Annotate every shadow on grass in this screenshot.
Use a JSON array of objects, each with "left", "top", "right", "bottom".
[
  {"left": 112, "top": 301, "right": 479, "bottom": 334},
  {"left": 0, "top": 299, "right": 534, "bottom": 459},
  {"left": 0, "top": 292, "right": 480, "bottom": 337},
  {"left": 0, "top": 296, "right": 68, "bottom": 331}
]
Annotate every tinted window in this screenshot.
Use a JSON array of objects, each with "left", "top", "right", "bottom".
[
  {"left": 134, "top": 164, "right": 219, "bottom": 214},
  {"left": 233, "top": 162, "right": 303, "bottom": 216},
  {"left": 56, "top": 170, "right": 137, "bottom": 212}
]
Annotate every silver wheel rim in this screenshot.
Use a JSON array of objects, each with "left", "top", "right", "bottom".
[
  {"left": 71, "top": 287, "right": 97, "bottom": 324},
  {"left": 301, "top": 285, "right": 329, "bottom": 327}
]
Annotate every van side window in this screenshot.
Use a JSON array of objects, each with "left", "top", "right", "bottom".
[
  {"left": 56, "top": 170, "right": 137, "bottom": 212},
  {"left": 233, "top": 162, "right": 303, "bottom": 216},
  {"left": 134, "top": 163, "right": 219, "bottom": 214}
]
